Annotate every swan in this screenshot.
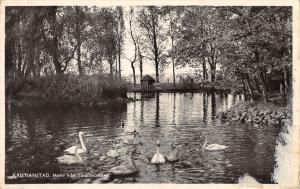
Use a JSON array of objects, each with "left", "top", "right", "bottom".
[
  {"left": 57, "top": 146, "right": 84, "bottom": 165},
  {"left": 125, "top": 129, "right": 137, "bottom": 135},
  {"left": 64, "top": 131, "right": 87, "bottom": 155},
  {"left": 151, "top": 140, "right": 165, "bottom": 164},
  {"left": 166, "top": 143, "right": 179, "bottom": 162},
  {"left": 107, "top": 140, "right": 120, "bottom": 158},
  {"left": 119, "top": 131, "right": 140, "bottom": 145},
  {"left": 107, "top": 148, "right": 139, "bottom": 176},
  {"left": 201, "top": 132, "right": 228, "bottom": 151}
]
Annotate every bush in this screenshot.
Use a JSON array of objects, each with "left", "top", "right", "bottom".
[{"left": 6, "top": 74, "right": 127, "bottom": 105}]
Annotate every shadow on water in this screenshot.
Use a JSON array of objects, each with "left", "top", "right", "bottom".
[
  {"left": 6, "top": 92, "right": 280, "bottom": 184},
  {"left": 155, "top": 93, "right": 160, "bottom": 127}
]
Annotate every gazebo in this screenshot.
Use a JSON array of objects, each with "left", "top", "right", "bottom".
[{"left": 141, "top": 74, "right": 155, "bottom": 92}]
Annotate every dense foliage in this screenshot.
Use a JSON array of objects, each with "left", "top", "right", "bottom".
[{"left": 5, "top": 6, "right": 292, "bottom": 104}]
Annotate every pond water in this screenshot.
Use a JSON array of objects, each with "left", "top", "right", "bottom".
[{"left": 5, "top": 92, "right": 281, "bottom": 184}]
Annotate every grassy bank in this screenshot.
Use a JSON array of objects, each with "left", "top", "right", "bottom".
[{"left": 6, "top": 74, "right": 127, "bottom": 107}]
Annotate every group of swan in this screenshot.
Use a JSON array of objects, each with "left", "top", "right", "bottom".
[
  {"left": 56, "top": 128, "right": 140, "bottom": 165},
  {"left": 56, "top": 128, "right": 228, "bottom": 178},
  {"left": 150, "top": 132, "right": 228, "bottom": 165}
]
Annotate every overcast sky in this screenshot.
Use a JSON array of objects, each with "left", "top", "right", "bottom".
[{"left": 119, "top": 7, "right": 192, "bottom": 78}]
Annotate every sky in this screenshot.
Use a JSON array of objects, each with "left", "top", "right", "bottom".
[
  {"left": 119, "top": 7, "right": 191, "bottom": 79},
  {"left": 120, "top": 7, "right": 158, "bottom": 77}
]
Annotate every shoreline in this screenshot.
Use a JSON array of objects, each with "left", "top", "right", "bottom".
[
  {"left": 5, "top": 95, "right": 132, "bottom": 109},
  {"left": 127, "top": 83, "right": 232, "bottom": 94},
  {"left": 217, "top": 100, "right": 290, "bottom": 128}
]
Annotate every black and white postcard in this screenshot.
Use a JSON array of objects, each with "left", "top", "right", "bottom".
[{"left": 1, "top": 0, "right": 299, "bottom": 188}]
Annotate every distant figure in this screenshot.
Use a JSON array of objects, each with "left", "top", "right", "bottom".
[
  {"left": 280, "top": 83, "right": 284, "bottom": 94},
  {"left": 120, "top": 121, "right": 125, "bottom": 128}
]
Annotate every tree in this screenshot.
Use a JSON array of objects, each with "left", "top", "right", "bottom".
[
  {"left": 65, "top": 6, "right": 91, "bottom": 75},
  {"left": 5, "top": 7, "right": 50, "bottom": 77},
  {"left": 114, "top": 7, "right": 125, "bottom": 79},
  {"left": 45, "top": 7, "right": 78, "bottom": 75},
  {"left": 176, "top": 7, "right": 225, "bottom": 83},
  {"left": 128, "top": 7, "right": 138, "bottom": 87},
  {"left": 137, "top": 6, "right": 168, "bottom": 83},
  {"left": 138, "top": 44, "right": 143, "bottom": 82},
  {"left": 221, "top": 7, "right": 292, "bottom": 102},
  {"left": 167, "top": 8, "right": 180, "bottom": 87}
]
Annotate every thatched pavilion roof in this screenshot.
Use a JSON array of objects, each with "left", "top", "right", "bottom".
[{"left": 141, "top": 74, "right": 155, "bottom": 82}]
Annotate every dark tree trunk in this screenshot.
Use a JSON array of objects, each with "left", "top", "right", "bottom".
[
  {"left": 77, "top": 43, "right": 82, "bottom": 75},
  {"left": 75, "top": 7, "right": 83, "bottom": 75},
  {"left": 207, "top": 56, "right": 216, "bottom": 82},
  {"left": 48, "top": 7, "right": 63, "bottom": 75},
  {"left": 210, "top": 62, "right": 216, "bottom": 82},
  {"left": 258, "top": 71, "right": 269, "bottom": 103},
  {"left": 202, "top": 56, "right": 208, "bottom": 80},
  {"left": 242, "top": 77, "right": 248, "bottom": 101},
  {"left": 118, "top": 45, "right": 121, "bottom": 79},
  {"left": 52, "top": 38, "right": 62, "bottom": 75},
  {"left": 245, "top": 74, "right": 254, "bottom": 101},
  {"left": 171, "top": 36, "right": 176, "bottom": 87},
  {"left": 131, "top": 62, "right": 136, "bottom": 87},
  {"left": 109, "top": 57, "right": 113, "bottom": 79},
  {"left": 254, "top": 50, "right": 268, "bottom": 102},
  {"left": 152, "top": 16, "right": 159, "bottom": 83},
  {"left": 261, "top": 71, "right": 268, "bottom": 92},
  {"left": 129, "top": 12, "right": 137, "bottom": 87},
  {"left": 17, "top": 42, "right": 23, "bottom": 76},
  {"left": 172, "top": 58, "right": 176, "bottom": 87},
  {"left": 138, "top": 47, "right": 143, "bottom": 82},
  {"left": 254, "top": 76, "right": 262, "bottom": 94},
  {"left": 115, "top": 58, "right": 118, "bottom": 79}
]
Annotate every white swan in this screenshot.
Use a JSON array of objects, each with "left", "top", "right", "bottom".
[
  {"left": 107, "top": 140, "right": 120, "bottom": 158},
  {"left": 64, "top": 131, "right": 87, "bottom": 155},
  {"left": 151, "top": 140, "right": 165, "bottom": 164},
  {"left": 166, "top": 143, "right": 179, "bottom": 162},
  {"left": 125, "top": 129, "right": 137, "bottom": 135},
  {"left": 57, "top": 146, "right": 84, "bottom": 165},
  {"left": 119, "top": 131, "right": 140, "bottom": 145},
  {"left": 201, "top": 132, "right": 228, "bottom": 151},
  {"left": 107, "top": 148, "right": 139, "bottom": 176}
]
